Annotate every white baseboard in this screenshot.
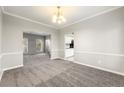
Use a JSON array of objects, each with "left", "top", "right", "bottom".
[
  {"left": 0, "top": 70, "right": 3, "bottom": 81},
  {"left": 0, "top": 52, "right": 24, "bottom": 81},
  {"left": 58, "top": 57, "right": 65, "bottom": 60},
  {"left": 51, "top": 57, "right": 61, "bottom": 60},
  {"left": 59, "top": 57, "right": 74, "bottom": 62},
  {"left": 73, "top": 61, "right": 124, "bottom": 76},
  {"left": 0, "top": 55, "right": 3, "bottom": 81},
  {"left": 0, "top": 65, "right": 24, "bottom": 81},
  {"left": 59, "top": 57, "right": 124, "bottom": 76},
  {"left": 3, "top": 64, "right": 24, "bottom": 71}
]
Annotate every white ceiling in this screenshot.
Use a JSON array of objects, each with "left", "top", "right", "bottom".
[{"left": 3, "top": 6, "right": 120, "bottom": 29}]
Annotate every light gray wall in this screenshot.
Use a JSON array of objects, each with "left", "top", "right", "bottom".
[
  {"left": 1, "top": 13, "right": 59, "bottom": 70},
  {"left": 0, "top": 9, "right": 2, "bottom": 54},
  {"left": 23, "top": 33, "right": 45, "bottom": 55},
  {"left": 60, "top": 7, "right": 124, "bottom": 74},
  {"left": 0, "top": 8, "right": 2, "bottom": 79}
]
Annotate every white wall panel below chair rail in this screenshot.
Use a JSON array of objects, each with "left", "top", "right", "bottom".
[
  {"left": 0, "top": 54, "right": 3, "bottom": 81},
  {"left": 1, "top": 52, "right": 23, "bottom": 71},
  {"left": 75, "top": 51, "right": 124, "bottom": 76}
]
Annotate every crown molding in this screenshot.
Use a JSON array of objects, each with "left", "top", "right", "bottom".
[
  {"left": 4, "top": 11, "right": 58, "bottom": 29},
  {"left": 1, "top": 6, "right": 58, "bottom": 30},
  {"left": 1, "top": 6, "right": 122, "bottom": 30},
  {"left": 59, "top": 6, "right": 122, "bottom": 29}
]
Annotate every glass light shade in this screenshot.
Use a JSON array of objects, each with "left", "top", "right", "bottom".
[
  {"left": 52, "top": 7, "right": 66, "bottom": 24},
  {"left": 52, "top": 18, "right": 56, "bottom": 23},
  {"left": 62, "top": 17, "right": 66, "bottom": 22},
  {"left": 53, "top": 15, "right": 57, "bottom": 19},
  {"left": 59, "top": 15, "right": 63, "bottom": 19},
  {"left": 58, "top": 20, "right": 62, "bottom": 24},
  {"left": 52, "top": 15, "right": 57, "bottom": 23},
  {"left": 59, "top": 15, "right": 66, "bottom": 22}
]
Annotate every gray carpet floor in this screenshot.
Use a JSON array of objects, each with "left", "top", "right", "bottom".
[{"left": 0, "top": 54, "right": 124, "bottom": 87}]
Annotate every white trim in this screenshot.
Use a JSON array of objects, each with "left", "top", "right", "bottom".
[
  {"left": 2, "top": 52, "right": 23, "bottom": 56},
  {"left": 60, "top": 6, "right": 122, "bottom": 29},
  {"left": 0, "top": 65, "right": 23, "bottom": 81},
  {"left": 3, "top": 64, "right": 23, "bottom": 72},
  {"left": 1, "top": 6, "right": 122, "bottom": 30},
  {"left": 50, "top": 57, "right": 60, "bottom": 60},
  {"left": 75, "top": 51, "right": 124, "bottom": 57},
  {"left": 58, "top": 57, "right": 74, "bottom": 62},
  {"left": 0, "top": 54, "right": 3, "bottom": 81},
  {"left": 0, "top": 52, "right": 23, "bottom": 58},
  {"left": 4, "top": 11, "right": 57, "bottom": 29},
  {"left": 1, "top": 7, "right": 57, "bottom": 30},
  {"left": 0, "top": 52, "right": 24, "bottom": 80},
  {"left": 58, "top": 57, "right": 65, "bottom": 60},
  {"left": 59, "top": 57, "right": 124, "bottom": 76},
  {"left": 73, "top": 60, "right": 124, "bottom": 76},
  {"left": 0, "top": 70, "right": 3, "bottom": 81}
]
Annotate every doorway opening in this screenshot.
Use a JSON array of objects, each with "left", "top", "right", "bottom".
[
  {"left": 23, "top": 32, "right": 51, "bottom": 66},
  {"left": 64, "top": 33, "right": 74, "bottom": 61}
]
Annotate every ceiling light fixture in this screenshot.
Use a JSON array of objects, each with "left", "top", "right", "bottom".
[{"left": 52, "top": 6, "right": 66, "bottom": 24}]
